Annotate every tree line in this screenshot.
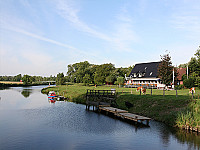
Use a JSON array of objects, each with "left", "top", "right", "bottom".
[
  {"left": 0, "top": 74, "right": 56, "bottom": 85},
  {"left": 158, "top": 47, "right": 200, "bottom": 89},
  {"left": 179, "top": 47, "right": 200, "bottom": 88},
  {"left": 65, "top": 61, "right": 133, "bottom": 86}
]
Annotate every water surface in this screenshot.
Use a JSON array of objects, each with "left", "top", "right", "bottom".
[{"left": 0, "top": 86, "right": 199, "bottom": 150}]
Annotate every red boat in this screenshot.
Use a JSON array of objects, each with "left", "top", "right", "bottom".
[{"left": 48, "top": 91, "right": 57, "bottom": 103}]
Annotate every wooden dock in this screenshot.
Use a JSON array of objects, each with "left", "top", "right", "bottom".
[
  {"left": 98, "top": 106, "right": 151, "bottom": 126},
  {"left": 85, "top": 89, "right": 151, "bottom": 125},
  {"left": 86, "top": 89, "right": 117, "bottom": 110}
]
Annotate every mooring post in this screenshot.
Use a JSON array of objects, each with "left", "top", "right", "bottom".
[{"left": 146, "top": 120, "right": 149, "bottom": 126}]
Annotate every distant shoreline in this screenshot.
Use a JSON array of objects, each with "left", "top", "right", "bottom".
[{"left": 0, "top": 81, "right": 51, "bottom": 87}]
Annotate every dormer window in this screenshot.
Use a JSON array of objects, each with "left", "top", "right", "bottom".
[
  {"left": 138, "top": 73, "right": 142, "bottom": 77},
  {"left": 150, "top": 72, "right": 153, "bottom": 76},
  {"left": 133, "top": 73, "right": 136, "bottom": 77}
]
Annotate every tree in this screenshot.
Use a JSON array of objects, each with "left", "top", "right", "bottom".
[
  {"left": 22, "top": 75, "right": 33, "bottom": 85},
  {"left": 105, "top": 76, "right": 114, "bottom": 85},
  {"left": 158, "top": 53, "right": 176, "bottom": 86},
  {"left": 56, "top": 73, "right": 65, "bottom": 85},
  {"left": 94, "top": 63, "right": 115, "bottom": 85},
  {"left": 83, "top": 74, "right": 92, "bottom": 85},
  {"left": 183, "top": 78, "right": 195, "bottom": 89},
  {"left": 117, "top": 77, "right": 125, "bottom": 87},
  {"left": 13, "top": 74, "right": 22, "bottom": 81}
]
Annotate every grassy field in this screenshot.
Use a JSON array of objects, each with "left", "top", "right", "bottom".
[
  {"left": 41, "top": 83, "right": 200, "bottom": 131},
  {"left": 0, "top": 81, "right": 23, "bottom": 84}
]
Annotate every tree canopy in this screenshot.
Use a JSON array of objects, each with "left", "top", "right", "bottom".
[
  {"left": 158, "top": 53, "right": 177, "bottom": 85},
  {"left": 66, "top": 61, "right": 132, "bottom": 85}
]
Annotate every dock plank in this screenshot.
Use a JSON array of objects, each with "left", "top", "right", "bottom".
[
  {"left": 99, "top": 107, "right": 128, "bottom": 113},
  {"left": 118, "top": 113, "right": 151, "bottom": 121}
]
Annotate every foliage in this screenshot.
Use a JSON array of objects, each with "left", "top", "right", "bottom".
[
  {"left": 183, "top": 78, "right": 195, "bottom": 89},
  {"left": 22, "top": 74, "right": 33, "bottom": 85},
  {"left": 0, "top": 74, "right": 56, "bottom": 82},
  {"left": 175, "top": 85, "right": 184, "bottom": 90},
  {"left": 158, "top": 53, "right": 177, "bottom": 85},
  {"left": 94, "top": 63, "right": 115, "bottom": 85},
  {"left": 176, "top": 99, "right": 200, "bottom": 131},
  {"left": 83, "top": 74, "right": 92, "bottom": 85},
  {"left": 56, "top": 73, "right": 65, "bottom": 85},
  {"left": 105, "top": 75, "right": 115, "bottom": 84},
  {"left": 117, "top": 77, "right": 125, "bottom": 87},
  {"left": 66, "top": 61, "right": 132, "bottom": 85}
]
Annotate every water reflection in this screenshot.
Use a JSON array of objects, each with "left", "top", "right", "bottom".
[
  {"left": 175, "top": 129, "right": 200, "bottom": 150},
  {"left": 21, "top": 89, "right": 32, "bottom": 98}
]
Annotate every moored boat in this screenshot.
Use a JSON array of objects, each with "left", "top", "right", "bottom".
[{"left": 48, "top": 91, "right": 57, "bottom": 103}]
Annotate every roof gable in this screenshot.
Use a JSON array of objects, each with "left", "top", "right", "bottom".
[{"left": 129, "top": 62, "right": 161, "bottom": 78}]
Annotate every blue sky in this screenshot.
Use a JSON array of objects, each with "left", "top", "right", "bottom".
[{"left": 0, "top": 0, "right": 200, "bottom": 76}]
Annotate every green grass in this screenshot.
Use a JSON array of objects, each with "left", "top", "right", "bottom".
[{"left": 41, "top": 83, "right": 200, "bottom": 130}]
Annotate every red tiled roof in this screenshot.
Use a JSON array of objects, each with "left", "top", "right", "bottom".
[{"left": 177, "top": 68, "right": 186, "bottom": 80}]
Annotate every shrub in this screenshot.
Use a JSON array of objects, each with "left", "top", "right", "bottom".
[
  {"left": 183, "top": 78, "right": 194, "bottom": 88},
  {"left": 175, "top": 85, "right": 184, "bottom": 90}
]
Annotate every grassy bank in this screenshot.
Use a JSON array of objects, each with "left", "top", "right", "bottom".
[
  {"left": 41, "top": 84, "right": 200, "bottom": 131},
  {"left": 0, "top": 81, "right": 49, "bottom": 87}
]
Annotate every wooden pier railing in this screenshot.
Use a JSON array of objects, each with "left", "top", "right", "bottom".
[{"left": 86, "top": 89, "right": 117, "bottom": 110}]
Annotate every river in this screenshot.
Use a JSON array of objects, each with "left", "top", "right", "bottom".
[{"left": 0, "top": 85, "right": 199, "bottom": 150}]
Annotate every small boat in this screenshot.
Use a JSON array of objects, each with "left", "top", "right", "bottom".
[{"left": 48, "top": 91, "right": 57, "bottom": 103}]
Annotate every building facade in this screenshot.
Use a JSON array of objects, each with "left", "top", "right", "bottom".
[{"left": 125, "top": 62, "right": 165, "bottom": 89}]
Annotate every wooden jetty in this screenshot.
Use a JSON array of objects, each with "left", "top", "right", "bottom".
[
  {"left": 85, "top": 89, "right": 151, "bottom": 125},
  {"left": 86, "top": 89, "right": 117, "bottom": 110},
  {"left": 98, "top": 106, "right": 151, "bottom": 125}
]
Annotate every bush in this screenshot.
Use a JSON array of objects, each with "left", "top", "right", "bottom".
[
  {"left": 183, "top": 78, "right": 195, "bottom": 88},
  {"left": 175, "top": 85, "right": 184, "bottom": 90}
]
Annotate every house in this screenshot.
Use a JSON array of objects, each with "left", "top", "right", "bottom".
[
  {"left": 176, "top": 67, "right": 186, "bottom": 85},
  {"left": 125, "top": 62, "right": 164, "bottom": 89}
]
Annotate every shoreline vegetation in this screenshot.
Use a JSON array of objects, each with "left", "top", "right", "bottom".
[
  {"left": 0, "top": 81, "right": 50, "bottom": 88},
  {"left": 41, "top": 83, "right": 200, "bottom": 133}
]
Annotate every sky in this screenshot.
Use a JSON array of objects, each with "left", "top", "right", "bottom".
[{"left": 0, "top": 0, "right": 200, "bottom": 76}]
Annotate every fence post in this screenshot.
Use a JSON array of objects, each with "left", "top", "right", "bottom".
[
  {"left": 192, "top": 90, "right": 193, "bottom": 100},
  {"left": 151, "top": 88, "right": 152, "bottom": 96},
  {"left": 163, "top": 89, "right": 165, "bottom": 97},
  {"left": 176, "top": 89, "right": 177, "bottom": 97},
  {"left": 140, "top": 89, "right": 141, "bottom": 95},
  {"left": 131, "top": 87, "right": 132, "bottom": 94}
]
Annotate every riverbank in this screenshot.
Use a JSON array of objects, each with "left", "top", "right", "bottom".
[
  {"left": 0, "top": 81, "right": 50, "bottom": 88},
  {"left": 41, "top": 84, "right": 200, "bottom": 132}
]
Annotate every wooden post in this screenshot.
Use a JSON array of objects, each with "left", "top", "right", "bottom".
[
  {"left": 131, "top": 87, "right": 132, "bottom": 94},
  {"left": 140, "top": 89, "right": 141, "bottom": 95},
  {"left": 151, "top": 88, "right": 152, "bottom": 96},
  {"left": 163, "top": 89, "right": 165, "bottom": 97},
  {"left": 146, "top": 120, "right": 149, "bottom": 126},
  {"left": 176, "top": 89, "right": 178, "bottom": 97},
  {"left": 192, "top": 90, "right": 193, "bottom": 100}
]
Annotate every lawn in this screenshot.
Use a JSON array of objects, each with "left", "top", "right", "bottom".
[{"left": 42, "top": 83, "right": 200, "bottom": 132}]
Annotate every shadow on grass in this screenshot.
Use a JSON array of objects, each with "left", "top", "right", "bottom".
[{"left": 116, "top": 94, "right": 192, "bottom": 127}]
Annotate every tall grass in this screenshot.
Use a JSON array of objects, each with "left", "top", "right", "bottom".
[{"left": 176, "top": 99, "right": 200, "bottom": 131}]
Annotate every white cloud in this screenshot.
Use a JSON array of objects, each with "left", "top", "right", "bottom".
[
  {"left": 54, "top": 1, "right": 138, "bottom": 52},
  {"left": 55, "top": 0, "right": 111, "bottom": 41}
]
